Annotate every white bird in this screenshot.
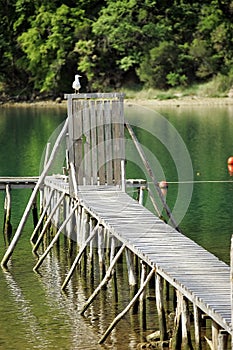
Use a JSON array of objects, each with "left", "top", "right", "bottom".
[{"left": 72, "top": 74, "right": 82, "bottom": 93}]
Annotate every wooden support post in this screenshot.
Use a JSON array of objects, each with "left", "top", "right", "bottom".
[
  {"left": 75, "top": 204, "right": 82, "bottom": 246},
  {"left": 181, "top": 295, "right": 193, "bottom": 350},
  {"left": 1, "top": 117, "right": 68, "bottom": 269},
  {"left": 3, "top": 184, "right": 12, "bottom": 244},
  {"left": 32, "top": 192, "right": 66, "bottom": 253},
  {"left": 80, "top": 244, "right": 126, "bottom": 316},
  {"left": 61, "top": 224, "right": 99, "bottom": 291},
  {"left": 32, "top": 191, "right": 38, "bottom": 228},
  {"left": 138, "top": 186, "right": 144, "bottom": 205},
  {"left": 156, "top": 273, "right": 168, "bottom": 341},
  {"left": 98, "top": 267, "right": 156, "bottom": 344},
  {"left": 212, "top": 321, "right": 220, "bottom": 350},
  {"left": 193, "top": 304, "right": 202, "bottom": 350},
  {"left": 125, "top": 248, "right": 137, "bottom": 286},
  {"left": 110, "top": 236, "right": 118, "bottom": 301},
  {"left": 172, "top": 290, "right": 182, "bottom": 349},
  {"left": 140, "top": 261, "right": 147, "bottom": 301},
  {"left": 139, "top": 261, "right": 147, "bottom": 330},
  {"left": 98, "top": 225, "right": 105, "bottom": 278},
  {"left": 33, "top": 202, "right": 79, "bottom": 271},
  {"left": 30, "top": 190, "right": 54, "bottom": 243},
  {"left": 125, "top": 122, "right": 180, "bottom": 231},
  {"left": 218, "top": 330, "right": 228, "bottom": 350}
]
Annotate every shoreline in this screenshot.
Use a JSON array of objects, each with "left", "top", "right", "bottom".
[{"left": 1, "top": 96, "right": 233, "bottom": 108}]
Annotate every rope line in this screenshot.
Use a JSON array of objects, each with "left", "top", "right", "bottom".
[{"left": 148, "top": 180, "right": 233, "bottom": 184}]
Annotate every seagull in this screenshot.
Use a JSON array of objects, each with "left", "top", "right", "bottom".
[{"left": 72, "top": 74, "right": 82, "bottom": 93}]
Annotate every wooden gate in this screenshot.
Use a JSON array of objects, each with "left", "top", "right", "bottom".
[{"left": 65, "top": 93, "right": 125, "bottom": 193}]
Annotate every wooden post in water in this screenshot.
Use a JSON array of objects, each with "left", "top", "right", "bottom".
[
  {"left": 98, "top": 225, "right": 105, "bottom": 278},
  {"left": 33, "top": 202, "right": 79, "bottom": 271},
  {"left": 30, "top": 189, "right": 54, "bottom": 244},
  {"left": 218, "top": 330, "right": 228, "bottom": 350},
  {"left": 61, "top": 224, "right": 99, "bottom": 291},
  {"left": 181, "top": 295, "right": 193, "bottom": 350},
  {"left": 3, "top": 184, "right": 12, "bottom": 244},
  {"left": 98, "top": 267, "right": 156, "bottom": 344},
  {"left": 155, "top": 273, "right": 168, "bottom": 341},
  {"left": 172, "top": 290, "right": 182, "bottom": 349},
  {"left": 32, "top": 192, "right": 38, "bottom": 228},
  {"left": 139, "top": 261, "right": 147, "bottom": 330},
  {"left": 193, "top": 304, "right": 202, "bottom": 350},
  {"left": 80, "top": 243, "right": 126, "bottom": 315},
  {"left": 32, "top": 192, "right": 66, "bottom": 253},
  {"left": 125, "top": 248, "right": 137, "bottom": 286}
]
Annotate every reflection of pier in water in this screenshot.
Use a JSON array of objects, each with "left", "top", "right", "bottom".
[{"left": 1, "top": 93, "right": 233, "bottom": 349}]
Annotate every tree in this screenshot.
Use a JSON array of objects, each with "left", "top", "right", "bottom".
[{"left": 17, "top": 4, "right": 87, "bottom": 95}]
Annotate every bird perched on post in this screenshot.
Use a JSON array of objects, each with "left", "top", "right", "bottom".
[{"left": 72, "top": 74, "right": 82, "bottom": 93}]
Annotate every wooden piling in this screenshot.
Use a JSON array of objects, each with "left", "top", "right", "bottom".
[
  {"left": 98, "top": 225, "right": 105, "bottom": 278},
  {"left": 61, "top": 224, "right": 99, "bottom": 291},
  {"left": 172, "top": 290, "right": 182, "bottom": 349},
  {"left": 32, "top": 192, "right": 66, "bottom": 253},
  {"left": 125, "top": 248, "right": 137, "bottom": 286},
  {"left": 218, "top": 330, "right": 228, "bottom": 350},
  {"left": 3, "top": 184, "right": 12, "bottom": 244},
  {"left": 30, "top": 189, "right": 54, "bottom": 243},
  {"left": 155, "top": 273, "right": 168, "bottom": 341},
  {"left": 193, "top": 304, "right": 202, "bottom": 350},
  {"left": 33, "top": 202, "right": 79, "bottom": 271},
  {"left": 181, "top": 295, "right": 193, "bottom": 350},
  {"left": 80, "top": 243, "right": 126, "bottom": 316},
  {"left": 98, "top": 267, "right": 155, "bottom": 344}
]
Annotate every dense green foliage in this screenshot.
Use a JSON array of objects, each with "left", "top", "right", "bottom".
[{"left": 1, "top": 0, "right": 233, "bottom": 99}]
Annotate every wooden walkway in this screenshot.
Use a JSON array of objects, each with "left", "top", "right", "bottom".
[
  {"left": 0, "top": 177, "right": 38, "bottom": 189},
  {"left": 44, "top": 176, "right": 231, "bottom": 335}
]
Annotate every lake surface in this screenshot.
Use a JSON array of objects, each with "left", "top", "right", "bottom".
[{"left": 0, "top": 101, "right": 233, "bottom": 349}]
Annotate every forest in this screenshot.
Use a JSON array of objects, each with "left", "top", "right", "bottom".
[{"left": 0, "top": 0, "right": 233, "bottom": 100}]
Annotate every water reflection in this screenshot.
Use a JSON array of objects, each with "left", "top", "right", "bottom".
[{"left": 0, "top": 103, "right": 233, "bottom": 349}]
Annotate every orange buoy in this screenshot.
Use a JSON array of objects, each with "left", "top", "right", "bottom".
[
  {"left": 228, "top": 164, "right": 233, "bottom": 176},
  {"left": 159, "top": 181, "right": 168, "bottom": 189},
  {"left": 227, "top": 156, "right": 233, "bottom": 165},
  {"left": 159, "top": 181, "right": 168, "bottom": 196}
]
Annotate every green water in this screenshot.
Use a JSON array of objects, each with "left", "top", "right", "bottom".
[{"left": 0, "top": 102, "right": 233, "bottom": 349}]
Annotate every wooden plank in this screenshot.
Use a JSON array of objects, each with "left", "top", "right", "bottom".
[
  {"left": 90, "top": 100, "right": 98, "bottom": 185},
  {"left": 73, "top": 99, "right": 84, "bottom": 185},
  {"left": 83, "top": 100, "right": 91, "bottom": 184},
  {"left": 96, "top": 101, "right": 105, "bottom": 184},
  {"left": 112, "top": 100, "right": 121, "bottom": 185},
  {"left": 104, "top": 100, "right": 113, "bottom": 184}
]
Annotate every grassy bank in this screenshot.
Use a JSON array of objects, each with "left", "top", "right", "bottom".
[{"left": 1, "top": 78, "right": 233, "bottom": 107}]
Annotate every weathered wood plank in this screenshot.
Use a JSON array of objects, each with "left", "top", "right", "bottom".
[{"left": 42, "top": 179, "right": 233, "bottom": 334}]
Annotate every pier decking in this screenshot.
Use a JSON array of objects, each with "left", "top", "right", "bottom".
[
  {"left": 1, "top": 93, "right": 233, "bottom": 349},
  {"left": 44, "top": 176, "right": 232, "bottom": 335},
  {"left": 0, "top": 176, "right": 38, "bottom": 189}
]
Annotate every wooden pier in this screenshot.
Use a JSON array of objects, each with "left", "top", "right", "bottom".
[{"left": 1, "top": 93, "right": 233, "bottom": 349}]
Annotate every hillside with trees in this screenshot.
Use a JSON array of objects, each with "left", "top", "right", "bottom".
[{"left": 0, "top": 0, "right": 233, "bottom": 100}]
